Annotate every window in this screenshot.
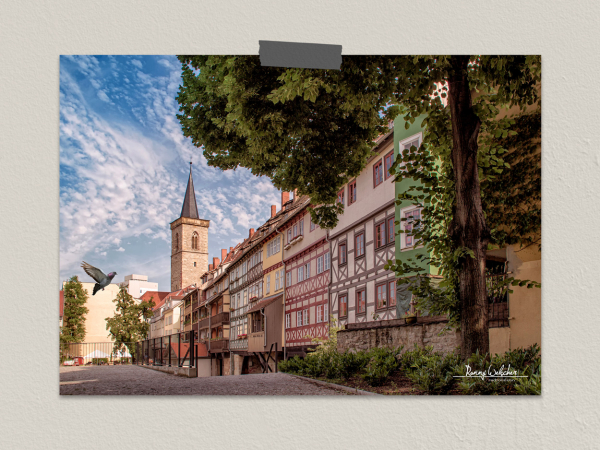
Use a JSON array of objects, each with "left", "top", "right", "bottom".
[
  {"left": 402, "top": 207, "right": 422, "bottom": 249},
  {"left": 348, "top": 180, "right": 357, "bottom": 204},
  {"left": 275, "top": 270, "right": 280, "bottom": 290},
  {"left": 339, "top": 242, "right": 347, "bottom": 265},
  {"left": 193, "top": 262, "right": 196, "bottom": 267},
  {"left": 356, "top": 290, "right": 366, "bottom": 314},
  {"left": 310, "top": 216, "right": 317, "bottom": 231},
  {"left": 324, "top": 303, "right": 328, "bottom": 322},
  {"left": 303, "top": 309, "right": 309, "bottom": 326},
  {"left": 304, "top": 262, "right": 310, "bottom": 280},
  {"left": 267, "top": 236, "right": 281, "bottom": 257},
  {"left": 355, "top": 232, "right": 365, "bottom": 258},
  {"left": 376, "top": 283, "right": 388, "bottom": 309},
  {"left": 387, "top": 216, "right": 395, "bottom": 244},
  {"left": 375, "top": 221, "right": 386, "bottom": 249},
  {"left": 384, "top": 151, "right": 394, "bottom": 179},
  {"left": 337, "top": 188, "right": 345, "bottom": 206},
  {"left": 293, "top": 223, "right": 298, "bottom": 238},
  {"left": 389, "top": 280, "right": 396, "bottom": 307},
  {"left": 287, "top": 229, "right": 292, "bottom": 244},
  {"left": 317, "top": 256, "right": 323, "bottom": 274},
  {"left": 339, "top": 294, "right": 348, "bottom": 317},
  {"left": 285, "top": 313, "right": 291, "bottom": 329},
  {"left": 317, "top": 305, "right": 323, "bottom": 323},
  {"left": 297, "top": 311, "right": 303, "bottom": 327},
  {"left": 324, "top": 252, "right": 330, "bottom": 270},
  {"left": 299, "top": 218, "right": 304, "bottom": 236},
  {"left": 192, "top": 232, "right": 199, "bottom": 250},
  {"left": 373, "top": 160, "right": 383, "bottom": 187},
  {"left": 266, "top": 275, "right": 270, "bottom": 294},
  {"left": 174, "top": 233, "right": 179, "bottom": 252},
  {"left": 286, "top": 271, "right": 292, "bottom": 287}
]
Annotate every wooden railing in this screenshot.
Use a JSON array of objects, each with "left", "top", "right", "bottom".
[
  {"left": 210, "top": 338, "right": 229, "bottom": 352},
  {"left": 210, "top": 311, "right": 230, "bottom": 327},
  {"left": 197, "top": 317, "right": 210, "bottom": 329}
]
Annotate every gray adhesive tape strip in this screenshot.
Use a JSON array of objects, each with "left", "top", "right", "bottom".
[{"left": 259, "top": 40, "right": 342, "bottom": 70}]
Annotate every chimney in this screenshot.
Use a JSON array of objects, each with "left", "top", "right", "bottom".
[
  {"left": 209, "top": 264, "right": 213, "bottom": 271},
  {"left": 249, "top": 228, "right": 255, "bottom": 238},
  {"left": 221, "top": 249, "right": 227, "bottom": 262},
  {"left": 293, "top": 189, "right": 298, "bottom": 201},
  {"left": 271, "top": 205, "right": 276, "bottom": 218},
  {"left": 281, "top": 191, "right": 290, "bottom": 210},
  {"left": 213, "top": 257, "right": 220, "bottom": 268},
  {"left": 229, "top": 246, "right": 233, "bottom": 253}
]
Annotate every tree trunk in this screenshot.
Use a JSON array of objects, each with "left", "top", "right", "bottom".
[{"left": 447, "top": 56, "right": 491, "bottom": 360}]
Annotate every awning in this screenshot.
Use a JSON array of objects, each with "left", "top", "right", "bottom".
[{"left": 246, "top": 294, "right": 283, "bottom": 314}]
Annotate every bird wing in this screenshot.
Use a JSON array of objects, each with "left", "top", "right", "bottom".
[{"left": 81, "top": 261, "right": 107, "bottom": 283}]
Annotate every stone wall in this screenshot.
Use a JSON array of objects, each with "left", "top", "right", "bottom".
[
  {"left": 170, "top": 218, "right": 209, "bottom": 291},
  {"left": 337, "top": 320, "right": 460, "bottom": 355}
]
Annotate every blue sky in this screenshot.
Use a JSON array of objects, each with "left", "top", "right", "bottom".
[{"left": 60, "top": 55, "right": 281, "bottom": 291}]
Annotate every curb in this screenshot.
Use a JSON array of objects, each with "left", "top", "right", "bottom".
[{"left": 289, "top": 374, "right": 380, "bottom": 396}]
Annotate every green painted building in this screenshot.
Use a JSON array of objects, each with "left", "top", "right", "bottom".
[{"left": 393, "top": 114, "right": 439, "bottom": 316}]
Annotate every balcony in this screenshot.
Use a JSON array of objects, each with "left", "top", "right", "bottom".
[
  {"left": 210, "top": 338, "right": 229, "bottom": 353},
  {"left": 247, "top": 331, "right": 265, "bottom": 353},
  {"left": 198, "top": 317, "right": 210, "bottom": 329},
  {"left": 211, "top": 311, "right": 230, "bottom": 328}
]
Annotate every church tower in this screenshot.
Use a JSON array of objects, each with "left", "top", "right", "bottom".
[{"left": 170, "top": 162, "right": 209, "bottom": 291}]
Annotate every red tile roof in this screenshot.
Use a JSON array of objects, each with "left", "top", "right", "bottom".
[{"left": 140, "top": 291, "right": 170, "bottom": 310}]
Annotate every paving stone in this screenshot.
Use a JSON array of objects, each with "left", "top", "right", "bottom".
[{"left": 59, "top": 365, "right": 353, "bottom": 395}]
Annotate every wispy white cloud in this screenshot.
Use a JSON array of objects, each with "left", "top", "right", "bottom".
[
  {"left": 97, "top": 90, "right": 110, "bottom": 103},
  {"left": 60, "top": 56, "right": 281, "bottom": 290}
]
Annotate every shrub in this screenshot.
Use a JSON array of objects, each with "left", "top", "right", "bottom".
[
  {"left": 515, "top": 372, "right": 541, "bottom": 395},
  {"left": 361, "top": 347, "right": 401, "bottom": 387},
  {"left": 338, "top": 351, "right": 370, "bottom": 380},
  {"left": 458, "top": 345, "right": 541, "bottom": 395},
  {"left": 279, "top": 356, "right": 305, "bottom": 374},
  {"left": 397, "top": 344, "right": 434, "bottom": 371},
  {"left": 91, "top": 358, "right": 108, "bottom": 365},
  {"left": 405, "top": 351, "right": 461, "bottom": 394}
]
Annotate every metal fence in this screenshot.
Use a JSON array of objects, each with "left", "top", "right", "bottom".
[
  {"left": 135, "top": 331, "right": 197, "bottom": 368},
  {"left": 486, "top": 265, "right": 509, "bottom": 328},
  {"left": 60, "top": 342, "right": 137, "bottom": 366}
]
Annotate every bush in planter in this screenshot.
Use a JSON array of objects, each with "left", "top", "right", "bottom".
[{"left": 405, "top": 351, "right": 461, "bottom": 394}]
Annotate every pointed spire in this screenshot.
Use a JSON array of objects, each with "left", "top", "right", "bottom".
[{"left": 180, "top": 161, "right": 199, "bottom": 219}]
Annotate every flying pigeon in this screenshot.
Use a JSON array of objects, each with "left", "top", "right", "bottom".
[{"left": 81, "top": 261, "right": 117, "bottom": 295}]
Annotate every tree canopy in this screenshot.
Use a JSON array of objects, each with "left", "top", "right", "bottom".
[
  {"left": 105, "top": 287, "right": 155, "bottom": 362},
  {"left": 176, "top": 55, "right": 541, "bottom": 357},
  {"left": 60, "top": 276, "right": 89, "bottom": 344}
]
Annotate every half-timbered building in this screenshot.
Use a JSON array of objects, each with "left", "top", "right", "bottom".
[
  {"left": 282, "top": 197, "right": 331, "bottom": 358},
  {"left": 244, "top": 191, "right": 298, "bottom": 372},
  {"left": 228, "top": 229, "right": 266, "bottom": 374},
  {"left": 329, "top": 126, "right": 398, "bottom": 327}
]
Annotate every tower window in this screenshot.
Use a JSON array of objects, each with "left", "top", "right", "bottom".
[
  {"left": 174, "top": 233, "right": 179, "bottom": 252},
  {"left": 194, "top": 262, "right": 197, "bottom": 267},
  {"left": 192, "top": 232, "right": 199, "bottom": 250}
]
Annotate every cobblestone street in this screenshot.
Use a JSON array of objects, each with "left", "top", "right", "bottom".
[{"left": 60, "top": 365, "right": 354, "bottom": 395}]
